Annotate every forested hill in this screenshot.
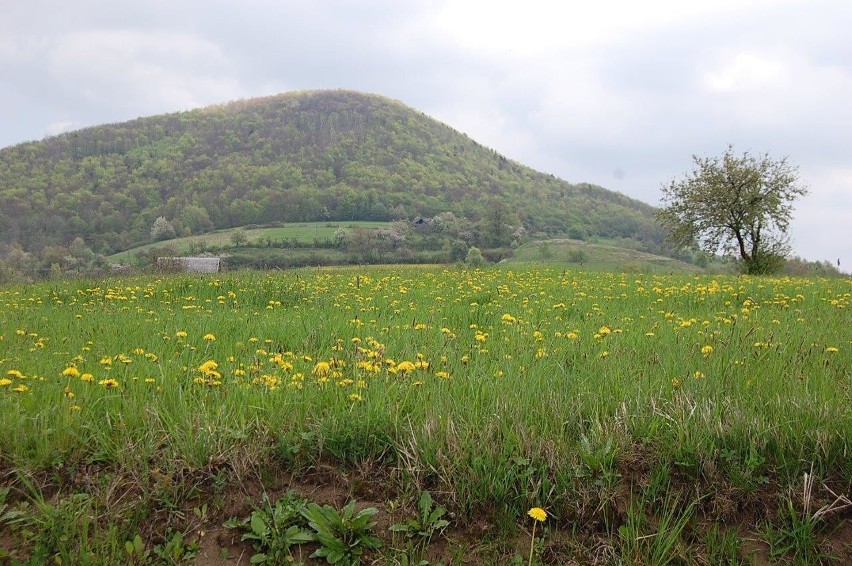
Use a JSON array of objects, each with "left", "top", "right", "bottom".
[{"left": 0, "top": 90, "right": 666, "bottom": 256}]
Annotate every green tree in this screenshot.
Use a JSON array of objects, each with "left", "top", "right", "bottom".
[
  {"left": 464, "top": 246, "right": 486, "bottom": 267},
  {"left": 230, "top": 229, "right": 248, "bottom": 247},
  {"left": 150, "top": 216, "right": 176, "bottom": 241},
  {"left": 181, "top": 205, "right": 213, "bottom": 234},
  {"left": 657, "top": 146, "right": 808, "bottom": 275}
]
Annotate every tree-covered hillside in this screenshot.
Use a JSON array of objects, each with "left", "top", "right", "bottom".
[{"left": 0, "top": 90, "right": 666, "bottom": 258}]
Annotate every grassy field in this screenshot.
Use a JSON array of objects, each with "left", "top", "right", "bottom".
[
  {"left": 109, "top": 222, "right": 391, "bottom": 263},
  {"left": 0, "top": 266, "right": 849, "bottom": 564},
  {"left": 509, "top": 239, "right": 711, "bottom": 273}
]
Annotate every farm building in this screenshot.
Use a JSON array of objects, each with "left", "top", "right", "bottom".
[{"left": 156, "top": 257, "right": 222, "bottom": 274}]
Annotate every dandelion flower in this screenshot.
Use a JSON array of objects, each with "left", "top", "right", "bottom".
[
  {"left": 203, "top": 333, "right": 216, "bottom": 341},
  {"left": 98, "top": 378, "right": 119, "bottom": 388},
  {"left": 825, "top": 347, "right": 839, "bottom": 353},
  {"left": 701, "top": 345, "right": 713, "bottom": 356},
  {"left": 62, "top": 366, "right": 81, "bottom": 378},
  {"left": 198, "top": 360, "right": 219, "bottom": 374},
  {"left": 0, "top": 378, "right": 12, "bottom": 387},
  {"left": 527, "top": 507, "right": 547, "bottom": 522},
  {"left": 312, "top": 361, "right": 331, "bottom": 376}
]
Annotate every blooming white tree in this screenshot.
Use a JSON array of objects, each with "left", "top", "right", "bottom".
[{"left": 657, "top": 146, "right": 808, "bottom": 274}]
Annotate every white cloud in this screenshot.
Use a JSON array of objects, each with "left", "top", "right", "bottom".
[
  {"left": 46, "top": 30, "right": 247, "bottom": 114},
  {"left": 791, "top": 167, "right": 852, "bottom": 268},
  {"left": 702, "top": 52, "right": 790, "bottom": 93}
]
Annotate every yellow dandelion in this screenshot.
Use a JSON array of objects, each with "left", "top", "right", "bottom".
[
  {"left": 825, "top": 347, "right": 839, "bottom": 353},
  {"left": 81, "top": 373, "right": 94, "bottom": 382},
  {"left": 527, "top": 507, "right": 547, "bottom": 522},
  {"left": 62, "top": 366, "right": 81, "bottom": 378},
  {"left": 701, "top": 345, "right": 713, "bottom": 356},
  {"left": 313, "top": 361, "right": 331, "bottom": 376},
  {"left": 0, "top": 378, "right": 12, "bottom": 387},
  {"left": 203, "top": 333, "right": 216, "bottom": 341},
  {"left": 98, "top": 378, "right": 119, "bottom": 388}
]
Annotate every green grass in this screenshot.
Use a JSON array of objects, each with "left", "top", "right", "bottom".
[
  {"left": 0, "top": 266, "right": 849, "bottom": 563},
  {"left": 108, "top": 221, "right": 391, "bottom": 263},
  {"left": 509, "top": 238, "right": 710, "bottom": 273}
]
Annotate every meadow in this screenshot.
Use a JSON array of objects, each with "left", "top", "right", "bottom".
[
  {"left": 108, "top": 222, "right": 391, "bottom": 264},
  {"left": 0, "top": 266, "right": 849, "bottom": 564}
]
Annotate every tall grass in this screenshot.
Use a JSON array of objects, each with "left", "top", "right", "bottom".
[{"left": 0, "top": 266, "right": 849, "bottom": 561}]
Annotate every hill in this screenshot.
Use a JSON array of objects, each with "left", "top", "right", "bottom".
[
  {"left": 0, "top": 90, "right": 669, "bottom": 263},
  {"left": 508, "top": 238, "right": 713, "bottom": 273}
]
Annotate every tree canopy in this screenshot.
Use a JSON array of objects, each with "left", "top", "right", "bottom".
[{"left": 657, "top": 146, "right": 808, "bottom": 274}]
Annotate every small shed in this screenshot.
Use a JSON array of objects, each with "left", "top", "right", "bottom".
[{"left": 157, "top": 257, "right": 222, "bottom": 274}]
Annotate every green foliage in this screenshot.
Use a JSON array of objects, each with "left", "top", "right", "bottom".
[
  {"left": 704, "top": 525, "right": 747, "bottom": 565},
  {"left": 764, "top": 499, "right": 829, "bottom": 565},
  {"left": 464, "top": 246, "right": 486, "bottom": 267},
  {"left": 225, "top": 491, "right": 314, "bottom": 565},
  {"left": 151, "top": 216, "right": 176, "bottom": 241},
  {"left": 151, "top": 531, "right": 199, "bottom": 564},
  {"left": 301, "top": 500, "right": 382, "bottom": 565},
  {"left": 0, "top": 90, "right": 667, "bottom": 267},
  {"left": 783, "top": 255, "right": 845, "bottom": 277},
  {"left": 566, "top": 248, "right": 587, "bottom": 264},
  {"left": 390, "top": 491, "right": 450, "bottom": 563},
  {"left": 762, "top": 473, "right": 841, "bottom": 566},
  {"left": 657, "top": 145, "right": 808, "bottom": 275},
  {"left": 617, "top": 495, "right": 695, "bottom": 566}
]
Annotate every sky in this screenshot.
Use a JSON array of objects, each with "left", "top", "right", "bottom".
[{"left": 1, "top": 0, "right": 850, "bottom": 269}]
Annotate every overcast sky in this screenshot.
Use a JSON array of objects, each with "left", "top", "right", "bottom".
[{"left": 1, "top": 0, "right": 850, "bottom": 268}]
